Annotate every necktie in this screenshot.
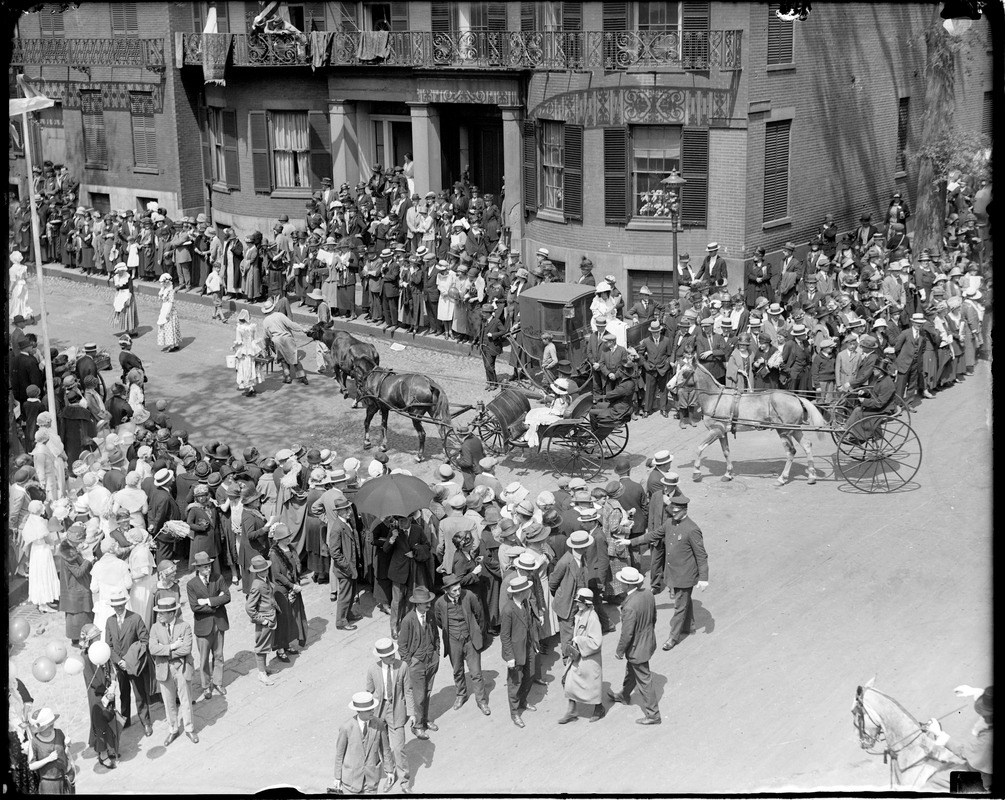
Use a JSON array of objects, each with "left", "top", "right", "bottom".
[{"left": 384, "top": 665, "right": 391, "bottom": 701}]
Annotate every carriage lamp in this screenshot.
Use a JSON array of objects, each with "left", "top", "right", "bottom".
[
  {"left": 660, "top": 168, "right": 687, "bottom": 296},
  {"left": 563, "top": 305, "right": 575, "bottom": 319}
]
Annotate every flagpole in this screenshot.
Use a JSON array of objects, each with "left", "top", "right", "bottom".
[{"left": 21, "top": 109, "right": 58, "bottom": 426}]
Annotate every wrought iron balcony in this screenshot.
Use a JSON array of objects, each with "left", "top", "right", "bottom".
[
  {"left": 180, "top": 29, "right": 742, "bottom": 72},
  {"left": 10, "top": 37, "right": 167, "bottom": 71}
]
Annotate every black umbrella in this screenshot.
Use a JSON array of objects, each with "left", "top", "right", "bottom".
[{"left": 352, "top": 474, "right": 434, "bottom": 519}]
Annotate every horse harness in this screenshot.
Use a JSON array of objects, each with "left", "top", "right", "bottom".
[
  {"left": 852, "top": 689, "right": 929, "bottom": 788},
  {"left": 357, "top": 367, "right": 438, "bottom": 423}
]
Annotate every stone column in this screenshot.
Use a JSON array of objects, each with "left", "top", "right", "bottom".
[
  {"left": 500, "top": 105, "right": 524, "bottom": 257},
  {"left": 328, "top": 100, "right": 360, "bottom": 188},
  {"left": 407, "top": 102, "right": 442, "bottom": 197}
]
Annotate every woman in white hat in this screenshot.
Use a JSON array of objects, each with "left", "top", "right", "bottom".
[
  {"left": 559, "top": 587, "right": 605, "bottom": 724},
  {"left": 156, "top": 272, "right": 181, "bottom": 352},
  {"left": 520, "top": 377, "right": 573, "bottom": 448},
  {"left": 436, "top": 259, "right": 457, "bottom": 339},
  {"left": 111, "top": 262, "right": 139, "bottom": 337},
  {"left": 232, "top": 308, "right": 264, "bottom": 397},
  {"left": 9, "top": 250, "right": 33, "bottom": 324},
  {"left": 23, "top": 500, "right": 60, "bottom": 613},
  {"left": 27, "top": 707, "right": 73, "bottom": 793}
]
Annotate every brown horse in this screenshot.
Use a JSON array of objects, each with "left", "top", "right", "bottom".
[
  {"left": 354, "top": 356, "right": 452, "bottom": 461},
  {"left": 305, "top": 323, "right": 379, "bottom": 404},
  {"left": 667, "top": 358, "right": 828, "bottom": 485},
  {"left": 852, "top": 681, "right": 967, "bottom": 790}
]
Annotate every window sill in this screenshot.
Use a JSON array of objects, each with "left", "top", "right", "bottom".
[
  {"left": 132, "top": 166, "right": 159, "bottom": 175},
  {"left": 270, "top": 188, "right": 314, "bottom": 200},
  {"left": 766, "top": 63, "right": 795, "bottom": 73},
  {"left": 626, "top": 217, "right": 680, "bottom": 232},
  {"left": 84, "top": 164, "right": 108, "bottom": 171},
  {"left": 894, "top": 170, "right": 907, "bottom": 180},
  {"left": 626, "top": 66, "right": 686, "bottom": 75},
  {"left": 762, "top": 216, "right": 791, "bottom": 230},
  {"left": 535, "top": 207, "right": 567, "bottom": 225},
  {"left": 211, "top": 182, "right": 231, "bottom": 194}
]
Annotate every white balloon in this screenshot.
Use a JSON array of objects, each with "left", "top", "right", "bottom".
[
  {"left": 63, "top": 655, "right": 85, "bottom": 676},
  {"left": 87, "top": 640, "right": 111, "bottom": 667}
]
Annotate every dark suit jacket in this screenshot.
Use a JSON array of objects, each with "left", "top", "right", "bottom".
[
  {"left": 433, "top": 590, "right": 485, "bottom": 655},
  {"left": 549, "top": 551, "right": 590, "bottom": 619},
  {"left": 105, "top": 609, "right": 150, "bottom": 676},
  {"left": 422, "top": 265, "right": 440, "bottom": 301},
  {"left": 500, "top": 598, "right": 539, "bottom": 666},
  {"left": 147, "top": 487, "right": 181, "bottom": 538},
  {"left": 382, "top": 523, "right": 430, "bottom": 585},
  {"left": 640, "top": 335, "right": 672, "bottom": 375},
  {"left": 616, "top": 588, "right": 657, "bottom": 663},
  {"left": 397, "top": 610, "right": 440, "bottom": 665},
  {"left": 327, "top": 516, "right": 360, "bottom": 579},
  {"left": 186, "top": 573, "right": 231, "bottom": 637},
  {"left": 704, "top": 254, "right": 728, "bottom": 288},
  {"left": 893, "top": 327, "right": 923, "bottom": 372},
  {"left": 617, "top": 477, "right": 647, "bottom": 534},
  {"left": 626, "top": 299, "right": 656, "bottom": 323},
  {"left": 11, "top": 352, "right": 43, "bottom": 404},
  {"left": 632, "top": 516, "right": 708, "bottom": 589}
]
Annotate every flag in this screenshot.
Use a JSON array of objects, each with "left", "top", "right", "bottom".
[{"left": 8, "top": 75, "right": 54, "bottom": 117}]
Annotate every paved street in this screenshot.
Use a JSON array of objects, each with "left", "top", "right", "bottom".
[{"left": 10, "top": 273, "right": 992, "bottom": 793}]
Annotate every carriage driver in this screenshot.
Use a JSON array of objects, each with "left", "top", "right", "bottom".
[
  {"left": 590, "top": 364, "right": 635, "bottom": 428},
  {"left": 844, "top": 356, "right": 897, "bottom": 442}
]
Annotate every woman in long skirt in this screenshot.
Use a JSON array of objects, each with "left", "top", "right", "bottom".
[
  {"left": 78, "top": 624, "right": 121, "bottom": 769},
  {"left": 110, "top": 263, "right": 139, "bottom": 336},
  {"left": 241, "top": 235, "right": 263, "bottom": 302},
  {"left": 125, "top": 528, "right": 157, "bottom": 629},
  {"left": 31, "top": 428, "right": 66, "bottom": 501},
  {"left": 8, "top": 662, "right": 40, "bottom": 794},
  {"left": 234, "top": 485, "right": 271, "bottom": 594},
  {"left": 24, "top": 501, "right": 60, "bottom": 613},
  {"left": 156, "top": 274, "right": 181, "bottom": 352},
  {"left": 55, "top": 527, "right": 94, "bottom": 644},
  {"left": 232, "top": 309, "right": 264, "bottom": 397},
  {"left": 125, "top": 368, "right": 147, "bottom": 424},
  {"left": 436, "top": 265, "right": 457, "bottom": 339},
  {"left": 523, "top": 525, "right": 559, "bottom": 640},
  {"left": 28, "top": 708, "right": 72, "bottom": 794},
  {"left": 9, "top": 252, "right": 33, "bottom": 322},
  {"left": 451, "top": 270, "right": 471, "bottom": 339},
  {"left": 268, "top": 524, "right": 308, "bottom": 660},
  {"left": 947, "top": 297, "right": 974, "bottom": 378},
  {"left": 559, "top": 589, "right": 605, "bottom": 723}
]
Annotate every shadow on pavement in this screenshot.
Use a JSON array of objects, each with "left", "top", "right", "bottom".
[{"left": 692, "top": 599, "right": 715, "bottom": 635}]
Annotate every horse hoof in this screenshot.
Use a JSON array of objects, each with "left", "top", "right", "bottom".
[
  {"left": 807, "top": 475, "right": 817, "bottom": 485},
  {"left": 415, "top": 455, "right": 424, "bottom": 463},
  {"left": 720, "top": 474, "right": 733, "bottom": 482},
  {"left": 692, "top": 472, "right": 703, "bottom": 483},
  {"left": 776, "top": 477, "right": 787, "bottom": 486},
  {"left": 363, "top": 442, "right": 372, "bottom": 450}
]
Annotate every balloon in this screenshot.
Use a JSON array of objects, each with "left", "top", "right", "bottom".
[
  {"left": 87, "top": 640, "right": 111, "bottom": 667},
  {"left": 10, "top": 617, "right": 30, "bottom": 643},
  {"left": 63, "top": 655, "right": 85, "bottom": 676},
  {"left": 32, "top": 656, "right": 56, "bottom": 683},
  {"left": 45, "top": 640, "right": 68, "bottom": 665}
]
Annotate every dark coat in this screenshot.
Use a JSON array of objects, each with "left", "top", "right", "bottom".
[
  {"left": 616, "top": 587, "right": 657, "bottom": 663},
  {"left": 617, "top": 477, "right": 648, "bottom": 535},
  {"left": 633, "top": 516, "right": 708, "bottom": 589},
  {"left": 433, "top": 589, "right": 485, "bottom": 655},
  {"left": 55, "top": 539, "right": 93, "bottom": 614},
  {"left": 327, "top": 516, "right": 360, "bottom": 580},
  {"left": 105, "top": 609, "right": 150, "bottom": 677},
  {"left": 397, "top": 609, "right": 440, "bottom": 664},
  {"left": 549, "top": 550, "right": 590, "bottom": 620},
  {"left": 500, "top": 597, "right": 539, "bottom": 666},
  {"left": 186, "top": 573, "right": 231, "bottom": 637},
  {"left": 148, "top": 487, "right": 181, "bottom": 539}
]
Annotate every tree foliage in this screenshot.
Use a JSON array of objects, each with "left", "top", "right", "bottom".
[{"left": 916, "top": 128, "right": 992, "bottom": 189}]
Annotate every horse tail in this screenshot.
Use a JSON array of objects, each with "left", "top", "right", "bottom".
[
  {"left": 429, "top": 379, "right": 452, "bottom": 432},
  {"left": 368, "top": 343, "right": 380, "bottom": 366},
  {"left": 797, "top": 396, "right": 828, "bottom": 440}
]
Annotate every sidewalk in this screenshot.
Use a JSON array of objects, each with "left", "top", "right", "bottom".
[{"left": 39, "top": 261, "right": 488, "bottom": 359}]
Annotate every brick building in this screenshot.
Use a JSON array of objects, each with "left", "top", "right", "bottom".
[{"left": 11, "top": 2, "right": 992, "bottom": 301}]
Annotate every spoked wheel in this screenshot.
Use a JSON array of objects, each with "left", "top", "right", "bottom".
[
  {"left": 836, "top": 415, "right": 923, "bottom": 493},
  {"left": 828, "top": 397, "right": 853, "bottom": 446},
  {"left": 599, "top": 422, "right": 629, "bottom": 459},
  {"left": 476, "top": 416, "right": 507, "bottom": 457},
  {"left": 546, "top": 425, "right": 604, "bottom": 480},
  {"left": 443, "top": 427, "right": 464, "bottom": 467}
]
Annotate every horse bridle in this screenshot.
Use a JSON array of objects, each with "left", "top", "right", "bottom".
[{"left": 853, "top": 687, "right": 928, "bottom": 776}]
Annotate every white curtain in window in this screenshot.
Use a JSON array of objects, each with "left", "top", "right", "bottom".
[{"left": 271, "top": 111, "right": 311, "bottom": 188}]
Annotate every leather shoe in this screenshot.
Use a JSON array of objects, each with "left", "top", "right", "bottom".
[
  {"left": 607, "top": 691, "right": 628, "bottom": 705},
  {"left": 196, "top": 690, "right": 212, "bottom": 703},
  {"left": 186, "top": 731, "right": 200, "bottom": 743},
  {"left": 636, "top": 715, "right": 662, "bottom": 726},
  {"left": 164, "top": 730, "right": 180, "bottom": 747},
  {"left": 531, "top": 678, "right": 548, "bottom": 686},
  {"left": 452, "top": 695, "right": 468, "bottom": 710},
  {"left": 212, "top": 684, "right": 226, "bottom": 697},
  {"left": 477, "top": 702, "right": 491, "bottom": 716},
  {"left": 662, "top": 639, "right": 680, "bottom": 651},
  {"left": 511, "top": 714, "right": 525, "bottom": 729},
  {"left": 425, "top": 721, "right": 439, "bottom": 732},
  {"left": 522, "top": 703, "right": 537, "bottom": 713},
  {"left": 143, "top": 723, "right": 153, "bottom": 737},
  {"left": 275, "top": 651, "right": 290, "bottom": 662},
  {"left": 412, "top": 727, "right": 429, "bottom": 740},
  {"left": 558, "top": 712, "right": 578, "bottom": 724},
  {"left": 336, "top": 623, "right": 358, "bottom": 631},
  {"left": 590, "top": 706, "right": 607, "bottom": 723}
]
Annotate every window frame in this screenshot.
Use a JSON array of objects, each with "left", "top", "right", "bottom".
[
  {"left": 540, "top": 120, "right": 565, "bottom": 214},
  {"left": 268, "top": 109, "right": 312, "bottom": 191},
  {"left": 635, "top": 1, "right": 681, "bottom": 35},
  {"left": 766, "top": 3, "right": 794, "bottom": 67},
  {"left": 762, "top": 118, "right": 792, "bottom": 226},
  {"left": 209, "top": 107, "right": 226, "bottom": 185},
  {"left": 630, "top": 123, "right": 682, "bottom": 218},
  {"left": 193, "top": 1, "right": 230, "bottom": 33},
  {"left": 80, "top": 90, "right": 108, "bottom": 170}
]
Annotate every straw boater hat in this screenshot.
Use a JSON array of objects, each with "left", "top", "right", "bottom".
[
  {"left": 566, "top": 530, "right": 594, "bottom": 549},
  {"left": 373, "top": 638, "right": 398, "bottom": 658},
  {"left": 507, "top": 575, "right": 534, "bottom": 594},
  {"left": 549, "top": 377, "right": 571, "bottom": 396},
  {"left": 615, "top": 566, "right": 644, "bottom": 586},
  {"left": 349, "top": 691, "right": 378, "bottom": 712},
  {"left": 154, "top": 596, "right": 180, "bottom": 615},
  {"left": 109, "top": 588, "right": 129, "bottom": 607}
]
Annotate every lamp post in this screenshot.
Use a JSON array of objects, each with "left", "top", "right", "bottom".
[{"left": 660, "top": 168, "right": 687, "bottom": 299}]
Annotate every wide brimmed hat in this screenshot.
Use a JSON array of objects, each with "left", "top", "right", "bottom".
[
  {"left": 577, "top": 508, "right": 599, "bottom": 524},
  {"left": 549, "top": 378, "right": 571, "bottom": 396},
  {"left": 660, "top": 473, "right": 681, "bottom": 488},
  {"left": 249, "top": 554, "right": 271, "bottom": 573},
  {"left": 269, "top": 522, "right": 292, "bottom": 541},
  {"left": 350, "top": 691, "right": 378, "bottom": 712},
  {"left": 31, "top": 708, "right": 59, "bottom": 731},
  {"left": 409, "top": 586, "right": 435, "bottom": 604},
  {"left": 262, "top": 298, "right": 276, "bottom": 313},
  {"left": 605, "top": 480, "right": 624, "bottom": 499},
  {"left": 190, "top": 551, "right": 213, "bottom": 568},
  {"left": 307, "top": 289, "right": 324, "bottom": 301},
  {"left": 706, "top": 242, "right": 719, "bottom": 251},
  {"left": 615, "top": 566, "right": 644, "bottom": 586},
  {"left": 442, "top": 573, "right": 464, "bottom": 588},
  {"left": 522, "top": 523, "right": 549, "bottom": 544},
  {"left": 153, "top": 468, "right": 173, "bottom": 487},
  {"left": 373, "top": 638, "right": 398, "bottom": 658},
  {"left": 567, "top": 530, "right": 594, "bottom": 549},
  {"left": 910, "top": 313, "right": 927, "bottom": 324}
]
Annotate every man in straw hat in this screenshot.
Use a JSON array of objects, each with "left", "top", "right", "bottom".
[
  {"left": 607, "top": 566, "right": 661, "bottom": 725},
  {"left": 105, "top": 587, "right": 155, "bottom": 737},
  {"left": 893, "top": 312, "right": 932, "bottom": 403},
  {"left": 186, "top": 551, "right": 231, "bottom": 702},
  {"left": 501, "top": 574, "right": 541, "bottom": 728},
  {"left": 550, "top": 529, "right": 595, "bottom": 663},
  {"left": 397, "top": 586, "right": 440, "bottom": 740},
  {"left": 262, "top": 297, "right": 309, "bottom": 385},
  {"left": 245, "top": 554, "right": 278, "bottom": 685},
  {"left": 433, "top": 573, "right": 491, "bottom": 717},
  {"left": 365, "top": 638, "right": 415, "bottom": 793},
  {"left": 149, "top": 595, "right": 198, "bottom": 746},
  {"left": 332, "top": 691, "right": 395, "bottom": 795}
]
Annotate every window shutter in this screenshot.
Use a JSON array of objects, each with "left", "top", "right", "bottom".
[
  {"left": 222, "top": 109, "right": 241, "bottom": 190},
  {"left": 983, "top": 91, "right": 992, "bottom": 135},
  {"left": 563, "top": 2, "right": 583, "bottom": 30},
  {"left": 767, "top": 4, "right": 793, "bottom": 65},
  {"left": 40, "top": 4, "right": 65, "bottom": 36},
  {"left": 112, "top": 2, "right": 139, "bottom": 37},
  {"left": 431, "top": 1, "right": 450, "bottom": 32},
  {"left": 521, "top": 1, "right": 534, "bottom": 31},
  {"left": 130, "top": 97, "right": 146, "bottom": 167},
  {"left": 680, "top": 128, "right": 708, "bottom": 227},
  {"left": 487, "top": 2, "right": 506, "bottom": 31},
  {"left": 193, "top": 1, "right": 203, "bottom": 33},
  {"left": 125, "top": 2, "right": 139, "bottom": 35},
  {"left": 763, "top": 120, "right": 791, "bottom": 222},
  {"left": 250, "top": 110, "right": 272, "bottom": 194},
  {"left": 215, "top": 2, "right": 230, "bottom": 32},
  {"left": 308, "top": 110, "right": 332, "bottom": 189},
  {"left": 389, "top": 2, "right": 409, "bottom": 30},
  {"left": 144, "top": 117, "right": 157, "bottom": 169},
  {"left": 682, "top": 1, "right": 709, "bottom": 68},
  {"left": 199, "top": 107, "right": 213, "bottom": 183},
  {"left": 81, "top": 91, "right": 107, "bottom": 168},
  {"left": 336, "top": 1, "right": 359, "bottom": 32},
  {"left": 603, "top": 127, "right": 628, "bottom": 224},
  {"left": 563, "top": 123, "right": 583, "bottom": 221},
  {"left": 304, "top": 2, "right": 325, "bottom": 30},
  {"left": 602, "top": 1, "right": 628, "bottom": 30},
  {"left": 111, "top": 4, "right": 125, "bottom": 35},
  {"left": 522, "top": 119, "right": 538, "bottom": 213}
]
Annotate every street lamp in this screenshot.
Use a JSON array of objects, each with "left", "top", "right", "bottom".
[{"left": 660, "top": 168, "right": 687, "bottom": 298}]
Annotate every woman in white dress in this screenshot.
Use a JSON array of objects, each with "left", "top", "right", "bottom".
[
  {"left": 30, "top": 427, "right": 66, "bottom": 501},
  {"left": 232, "top": 309, "right": 264, "bottom": 397},
  {"left": 110, "top": 262, "right": 139, "bottom": 336},
  {"left": 9, "top": 251, "right": 33, "bottom": 322},
  {"left": 89, "top": 540, "right": 133, "bottom": 641},
  {"left": 156, "top": 273, "right": 181, "bottom": 352},
  {"left": 133, "top": 445, "right": 154, "bottom": 483},
  {"left": 112, "top": 471, "right": 148, "bottom": 529},
  {"left": 435, "top": 263, "right": 457, "bottom": 339},
  {"left": 125, "top": 368, "right": 147, "bottom": 425},
  {"left": 24, "top": 500, "right": 60, "bottom": 613},
  {"left": 590, "top": 281, "right": 628, "bottom": 347},
  {"left": 560, "top": 588, "right": 605, "bottom": 723},
  {"left": 521, "top": 378, "right": 572, "bottom": 448},
  {"left": 125, "top": 528, "right": 157, "bottom": 629}
]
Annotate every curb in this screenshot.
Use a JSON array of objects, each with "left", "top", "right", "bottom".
[
  {"left": 8, "top": 576, "right": 28, "bottom": 610},
  {"left": 39, "top": 263, "right": 490, "bottom": 360}
]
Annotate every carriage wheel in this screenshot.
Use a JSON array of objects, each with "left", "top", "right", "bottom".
[
  {"left": 443, "top": 428, "right": 464, "bottom": 467},
  {"left": 600, "top": 422, "right": 630, "bottom": 459},
  {"left": 890, "top": 392, "right": 913, "bottom": 424},
  {"left": 828, "top": 397, "right": 852, "bottom": 446},
  {"left": 475, "top": 416, "right": 507, "bottom": 457},
  {"left": 546, "top": 426, "right": 604, "bottom": 480},
  {"left": 836, "top": 416, "right": 923, "bottom": 493}
]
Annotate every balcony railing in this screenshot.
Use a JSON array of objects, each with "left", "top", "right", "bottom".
[
  {"left": 180, "top": 29, "right": 742, "bottom": 71},
  {"left": 10, "top": 37, "right": 167, "bottom": 70}
]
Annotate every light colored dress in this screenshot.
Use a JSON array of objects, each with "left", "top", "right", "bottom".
[
  {"left": 127, "top": 542, "right": 157, "bottom": 629},
  {"left": 436, "top": 270, "right": 457, "bottom": 322},
  {"left": 90, "top": 553, "right": 133, "bottom": 641},
  {"left": 452, "top": 276, "right": 471, "bottom": 336},
  {"left": 234, "top": 320, "right": 264, "bottom": 390},
  {"left": 564, "top": 607, "right": 603, "bottom": 705},
  {"left": 31, "top": 439, "right": 66, "bottom": 501},
  {"left": 24, "top": 514, "right": 60, "bottom": 605},
  {"left": 111, "top": 271, "right": 139, "bottom": 335},
  {"left": 156, "top": 283, "right": 181, "bottom": 348},
  {"left": 9, "top": 263, "right": 32, "bottom": 320},
  {"left": 261, "top": 311, "right": 304, "bottom": 367},
  {"left": 112, "top": 486, "right": 148, "bottom": 530},
  {"left": 524, "top": 395, "right": 570, "bottom": 448}
]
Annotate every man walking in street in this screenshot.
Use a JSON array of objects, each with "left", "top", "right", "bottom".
[
  {"left": 325, "top": 490, "right": 362, "bottom": 630},
  {"left": 332, "top": 691, "right": 395, "bottom": 795},
  {"left": 149, "top": 596, "right": 198, "bottom": 746},
  {"left": 397, "top": 586, "right": 440, "bottom": 740},
  {"left": 104, "top": 588, "right": 154, "bottom": 737},
  {"left": 186, "top": 551, "right": 230, "bottom": 702},
  {"left": 501, "top": 575, "right": 541, "bottom": 728},
  {"left": 433, "top": 574, "right": 491, "bottom": 716},
  {"left": 365, "top": 639, "right": 415, "bottom": 793},
  {"left": 549, "top": 529, "right": 594, "bottom": 662},
  {"left": 608, "top": 566, "right": 660, "bottom": 725}
]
